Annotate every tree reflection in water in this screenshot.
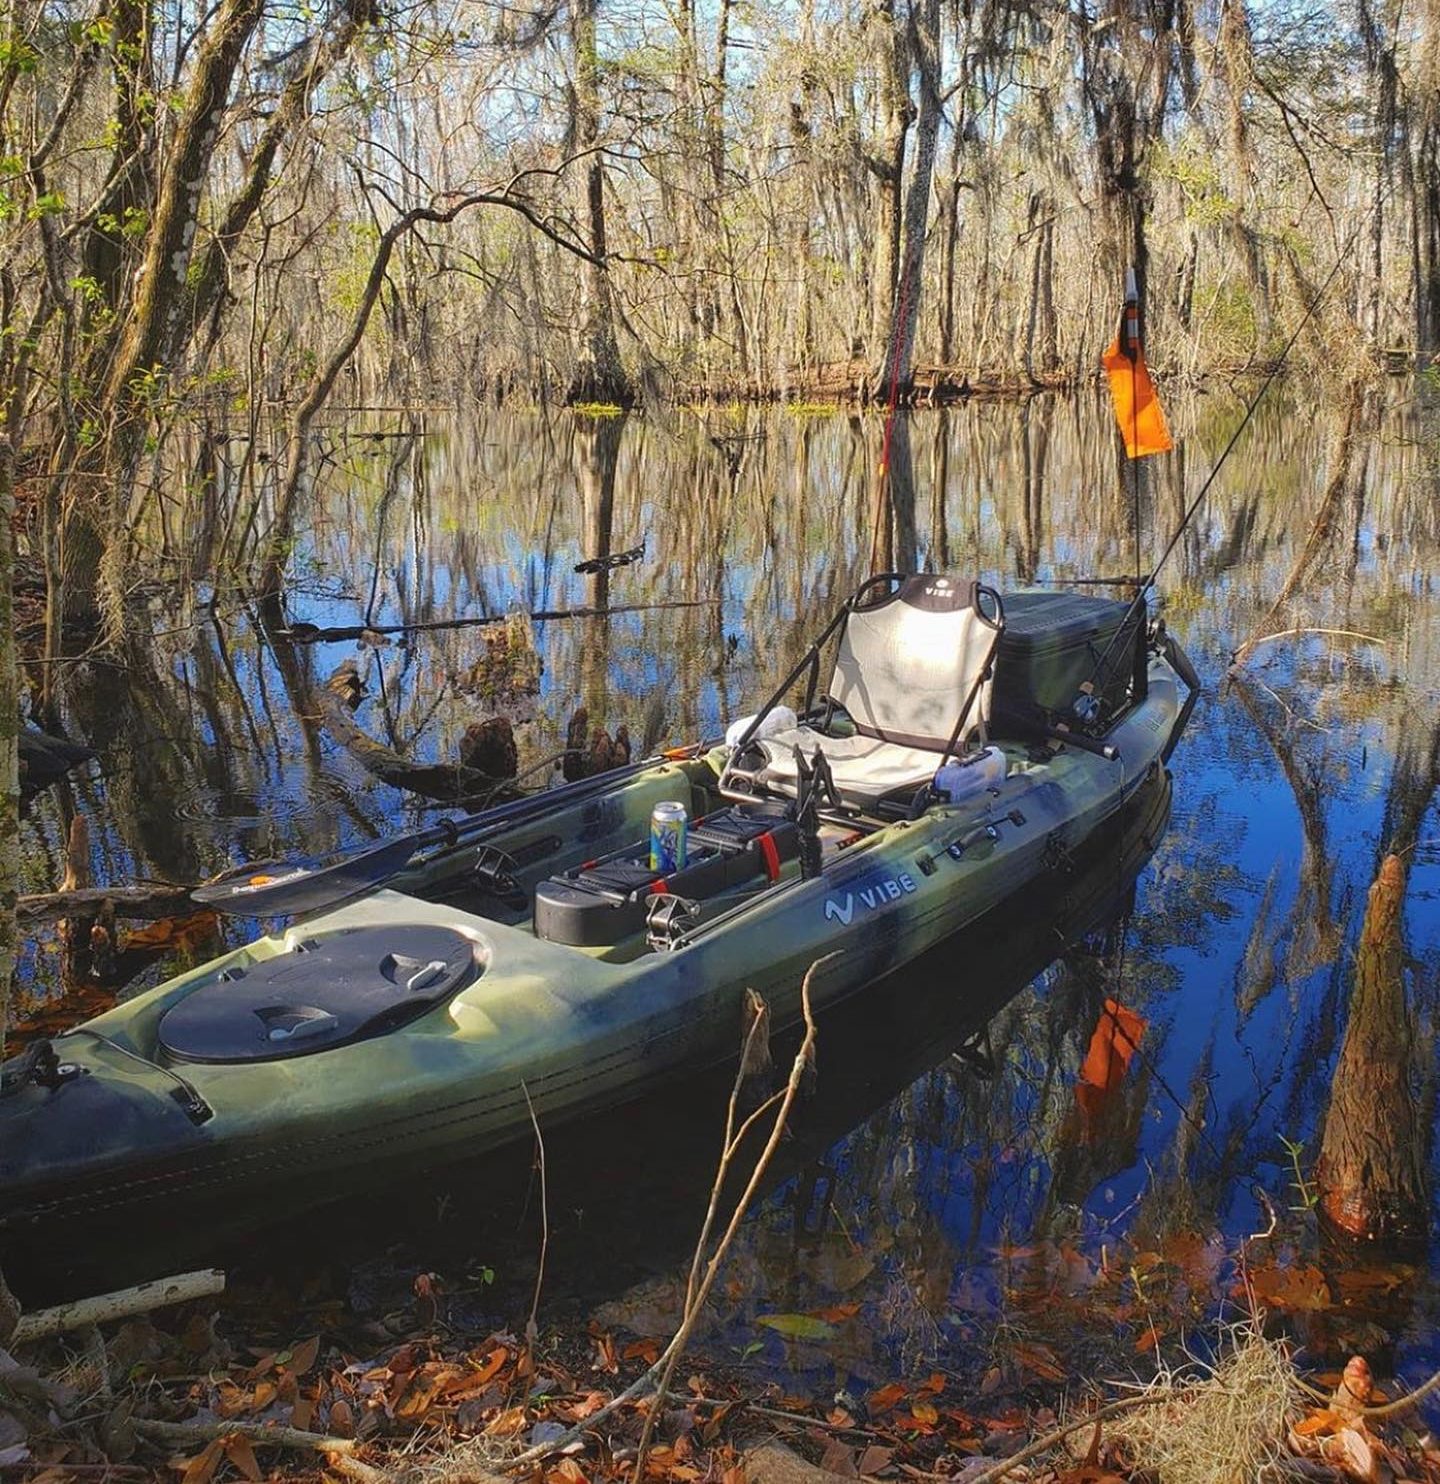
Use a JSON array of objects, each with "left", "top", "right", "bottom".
[{"left": 13, "top": 390, "right": 1440, "bottom": 1380}]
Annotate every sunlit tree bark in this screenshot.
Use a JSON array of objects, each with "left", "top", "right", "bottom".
[{"left": 1315, "top": 855, "right": 1428, "bottom": 1248}]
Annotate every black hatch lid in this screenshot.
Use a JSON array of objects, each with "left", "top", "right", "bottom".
[
  {"left": 997, "top": 591, "right": 1132, "bottom": 653},
  {"left": 158, "top": 924, "right": 476, "bottom": 1064}
]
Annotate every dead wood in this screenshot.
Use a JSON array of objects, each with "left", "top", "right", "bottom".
[
  {"left": 17, "top": 884, "right": 200, "bottom": 927},
  {"left": 281, "top": 597, "right": 717, "bottom": 644},
  {"left": 18, "top": 729, "right": 95, "bottom": 799},
  {"left": 12, "top": 1269, "right": 224, "bottom": 1345},
  {"left": 317, "top": 661, "right": 518, "bottom": 802},
  {"left": 134, "top": 1416, "right": 360, "bottom": 1455}
]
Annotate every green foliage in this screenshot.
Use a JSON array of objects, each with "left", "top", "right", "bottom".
[
  {"left": 1278, "top": 1134, "right": 1319, "bottom": 1212},
  {"left": 0, "top": 39, "right": 39, "bottom": 74},
  {"left": 1156, "top": 139, "right": 1234, "bottom": 229},
  {"left": 79, "top": 15, "right": 116, "bottom": 47},
  {"left": 1194, "top": 279, "right": 1259, "bottom": 358},
  {"left": 26, "top": 190, "right": 66, "bottom": 220}
]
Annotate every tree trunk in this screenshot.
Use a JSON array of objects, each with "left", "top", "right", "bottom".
[
  {"left": 567, "top": 0, "right": 631, "bottom": 406},
  {"left": 101, "top": 0, "right": 267, "bottom": 412},
  {"left": 1315, "top": 855, "right": 1428, "bottom": 1249},
  {"left": 0, "top": 424, "right": 17, "bottom": 1069},
  {"left": 866, "top": 0, "right": 911, "bottom": 373},
  {"left": 576, "top": 413, "right": 626, "bottom": 716},
  {"left": 1415, "top": 0, "right": 1440, "bottom": 361},
  {"left": 880, "top": 0, "right": 941, "bottom": 397}
]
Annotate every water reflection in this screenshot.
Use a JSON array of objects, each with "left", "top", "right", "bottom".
[{"left": 15, "top": 388, "right": 1440, "bottom": 1376}]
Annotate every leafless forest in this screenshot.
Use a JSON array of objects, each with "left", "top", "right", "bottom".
[{"left": 3, "top": 0, "right": 1440, "bottom": 1055}]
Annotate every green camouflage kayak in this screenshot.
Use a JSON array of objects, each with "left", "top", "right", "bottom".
[{"left": 0, "top": 580, "right": 1195, "bottom": 1283}]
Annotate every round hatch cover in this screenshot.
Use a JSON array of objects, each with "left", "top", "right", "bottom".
[{"left": 158, "top": 924, "right": 476, "bottom": 1064}]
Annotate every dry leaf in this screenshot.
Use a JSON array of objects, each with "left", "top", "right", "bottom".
[
  {"left": 814, "top": 1302, "right": 862, "bottom": 1324},
  {"left": 909, "top": 1400, "right": 939, "bottom": 1427},
  {"left": 819, "top": 1438, "right": 857, "bottom": 1476},
  {"left": 754, "top": 1313, "right": 839, "bottom": 1342},
  {"left": 1293, "top": 1409, "right": 1347, "bottom": 1439},
  {"left": 285, "top": 1336, "right": 321, "bottom": 1377},
  {"left": 546, "top": 1462, "right": 589, "bottom": 1484},
  {"left": 866, "top": 1384, "right": 907, "bottom": 1414},
  {"left": 1010, "top": 1341, "right": 1067, "bottom": 1382},
  {"left": 1242, "top": 1262, "right": 1333, "bottom": 1314},
  {"left": 178, "top": 1439, "right": 225, "bottom": 1484},
  {"left": 857, "top": 1444, "right": 894, "bottom": 1476},
  {"left": 592, "top": 1334, "right": 618, "bottom": 1374},
  {"left": 327, "top": 1400, "right": 354, "bottom": 1437},
  {"left": 222, "top": 1434, "right": 262, "bottom": 1483},
  {"left": 486, "top": 1407, "right": 528, "bottom": 1439}
]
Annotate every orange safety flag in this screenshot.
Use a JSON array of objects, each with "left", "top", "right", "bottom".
[{"left": 1102, "top": 268, "right": 1173, "bottom": 459}]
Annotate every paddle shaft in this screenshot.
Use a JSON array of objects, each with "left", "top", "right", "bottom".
[{"left": 196, "top": 751, "right": 673, "bottom": 917}]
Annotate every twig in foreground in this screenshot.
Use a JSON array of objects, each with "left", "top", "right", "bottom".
[
  {"left": 424, "top": 956, "right": 833, "bottom": 1483},
  {"left": 520, "top": 1079, "right": 548, "bottom": 1359},
  {"left": 631, "top": 958, "right": 830, "bottom": 1481}
]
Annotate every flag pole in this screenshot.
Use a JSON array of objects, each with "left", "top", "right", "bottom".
[{"left": 1126, "top": 265, "right": 1143, "bottom": 596}]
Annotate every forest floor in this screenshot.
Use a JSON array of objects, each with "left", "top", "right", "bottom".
[{"left": 5, "top": 1244, "right": 1440, "bottom": 1484}]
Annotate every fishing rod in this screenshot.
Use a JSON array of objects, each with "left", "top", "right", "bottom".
[{"left": 1086, "top": 213, "right": 1373, "bottom": 707}]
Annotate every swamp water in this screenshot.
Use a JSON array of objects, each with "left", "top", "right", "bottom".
[{"left": 15, "top": 386, "right": 1440, "bottom": 1397}]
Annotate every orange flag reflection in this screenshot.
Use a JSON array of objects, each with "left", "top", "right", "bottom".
[
  {"left": 1075, "top": 997, "right": 1146, "bottom": 1137},
  {"left": 1102, "top": 269, "right": 1173, "bottom": 459}
]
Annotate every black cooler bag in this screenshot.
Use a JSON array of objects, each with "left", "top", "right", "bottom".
[{"left": 990, "top": 591, "right": 1146, "bottom": 735}]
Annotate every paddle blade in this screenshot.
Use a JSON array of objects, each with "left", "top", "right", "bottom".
[{"left": 194, "top": 835, "right": 421, "bottom": 917}]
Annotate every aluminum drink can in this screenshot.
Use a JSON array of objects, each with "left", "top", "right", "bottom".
[{"left": 649, "top": 801, "right": 689, "bottom": 873}]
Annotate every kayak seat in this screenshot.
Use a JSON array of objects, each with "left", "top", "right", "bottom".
[
  {"left": 158, "top": 925, "right": 477, "bottom": 1064},
  {"left": 534, "top": 810, "right": 798, "bottom": 947},
  {"left": 726, "top": 574, "right": 1004, "bottom": 810}
]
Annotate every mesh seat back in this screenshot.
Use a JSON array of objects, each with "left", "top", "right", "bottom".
[{"left": 828, "top": 574, "right": 998, "bottom": 751}]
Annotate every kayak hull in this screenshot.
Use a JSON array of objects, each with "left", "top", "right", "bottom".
[{"left": 1, "top": 657, "right": 1185, "bottom": 1290}]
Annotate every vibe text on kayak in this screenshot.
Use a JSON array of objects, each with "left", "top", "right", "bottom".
[{"left": 823, "top": 874, "right": 918, "bottom": 924}]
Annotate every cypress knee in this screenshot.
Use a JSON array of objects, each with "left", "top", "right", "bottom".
[{"left": 1315, "top": 855, "right": 1429, "bottom": 1250}]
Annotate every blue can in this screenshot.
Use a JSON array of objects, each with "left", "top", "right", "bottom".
[{"left": 649, "top": 801, "right": 689, "bottom": 873}]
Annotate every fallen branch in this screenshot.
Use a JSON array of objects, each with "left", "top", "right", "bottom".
[
  {"left": 17, "top": 884, "right": 200, "bottom": 926},
  {"left": 1241, "top": 627, "right": 1385, "bottom": 653},
  {"left": 281, "top": 598, "right": 719, "bottom": 645},
  {"left": 134, "top": 1417, "right": 359, "bottom": 1455},
  {"left": 1357, "top": 1366, "right": 1440, "bottom": 1420},
  {"left": 13, "top": 1269, "right": 225, "bottom": 1344},
  {"left": 315, "top": 662, "right": 516, "bottom": 803},
  {"left": 960, "top": 1392, "right": 1193, "bottom": 1483}
]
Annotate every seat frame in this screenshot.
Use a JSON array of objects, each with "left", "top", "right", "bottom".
[{"left": 720, "top": 573, "right": 1005, "bottom": 812}]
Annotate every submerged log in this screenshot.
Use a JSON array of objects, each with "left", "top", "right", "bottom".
[
  {"left": 18, "top": 884, "right": 201, "bottom": 926},
  {"left": 18, "top": 728, "right": 96, "bottom": 799},
  {"left": 317, "top": 661, "right": 518, "bottom": 802},
  {"left": 1315, "top": 855, "right": 1429, "bottom": 1250}
]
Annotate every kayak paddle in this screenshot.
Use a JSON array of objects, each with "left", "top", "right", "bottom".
[{"left": 193, "top": 751, "right": 673, "bottom": 918}]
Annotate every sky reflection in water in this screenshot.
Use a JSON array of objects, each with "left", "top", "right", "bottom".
[{"left": 17, "top": 386, "right": 1440, "bottom": 1391}]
